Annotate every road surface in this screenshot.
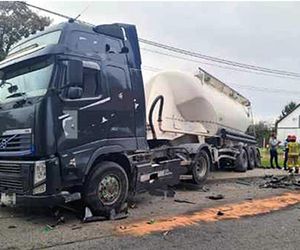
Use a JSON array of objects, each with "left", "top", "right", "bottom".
[
  {"left": 47, "top": 205, "right": 300, "bottom": 250},
  {"left": 0, "top": 169, "right": 298, "bottom": 250}
]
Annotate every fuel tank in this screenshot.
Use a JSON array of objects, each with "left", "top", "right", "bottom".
[{"left": 145, "top": 69, "right": 252, "bottom": 140}]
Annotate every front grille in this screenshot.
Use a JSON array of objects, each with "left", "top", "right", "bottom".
[
  {"left": 0, "top": 161, "right": 32, "bottom": 194},
  {"left": 0, "top": 162, "right": 21, "bottom": 174},
  {"left": 0, "top": 178, "right": 23, "bottom": 192},
  {"left": 0, "top": 134, "right": 32, "bottom": 153}
]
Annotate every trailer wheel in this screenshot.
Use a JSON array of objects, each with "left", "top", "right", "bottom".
[
  {"left": 84, "top": 161, "right": 129, "bottom": 216},
  {"left": 254, "top": 148, "right": 261, "bottom": 167},
  {"left": 235, "top": 148, "right": 248, "bottom": 172},
  {"left": 248, "top": 147, "right": 256, "bottom": 170},
  {"left": 191, "top": 150, "right": 210, "bottom": 186}
]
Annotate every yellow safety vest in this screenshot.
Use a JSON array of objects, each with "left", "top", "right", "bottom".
[{"left": 288, "top": 142, "right": 300, "bottom": 156}]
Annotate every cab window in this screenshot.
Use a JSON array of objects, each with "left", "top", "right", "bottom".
[
  {"left": 61, "top": 61, "right": 106, "bottom": 100},
  {"left": 82, "top": 67, "right": 100, "bottom": 98}
]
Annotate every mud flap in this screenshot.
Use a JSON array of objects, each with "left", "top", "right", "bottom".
[{"left": 134, "top": 158, "right": 182, "bottom": 193}]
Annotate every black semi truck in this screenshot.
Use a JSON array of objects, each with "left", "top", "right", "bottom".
[{"left": 0, "top": 21, "right": 258, "bottom": 216}]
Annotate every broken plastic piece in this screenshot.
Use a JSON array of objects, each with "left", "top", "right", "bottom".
[{"left": 206, "top": 194, "right": 224, "bottom": 200}]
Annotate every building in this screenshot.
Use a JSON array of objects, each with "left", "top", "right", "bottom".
[{"left": 276, "top": 104, "right": 300, "bottom": 143}]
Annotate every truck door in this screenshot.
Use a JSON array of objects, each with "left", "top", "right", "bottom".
[
  {"left": 103, "top": 36, "right": 136, "bottom": 142},
  {"left": 57, "top": 60, "right": 111, "bottom": 169}
]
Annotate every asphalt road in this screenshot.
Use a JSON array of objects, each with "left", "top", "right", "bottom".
[
  {"left": 47, "top": 205, "right": 300, "bottom": 250},
  {"left": 0, "top": 169, "right": 299, "bottom": 250}
]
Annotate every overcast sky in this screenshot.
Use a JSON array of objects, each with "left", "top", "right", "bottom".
[{"left": 28, "top": 1, "right": 300, "bottom": 123}]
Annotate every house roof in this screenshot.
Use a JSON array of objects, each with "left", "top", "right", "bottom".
[{"left": 275, "top": 103, "right": 300, "bottom": 126}]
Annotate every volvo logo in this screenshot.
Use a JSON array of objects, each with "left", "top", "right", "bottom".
[
  {"left": 0, "top": 139, "right": 8, "bottom": 149},
  {"left": 0, "top": 134, "right": 17, "bottom": 150}
]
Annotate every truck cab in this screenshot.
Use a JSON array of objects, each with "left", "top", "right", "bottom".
[{"left": 0, "top": 21, "right": 182, "bottom": 215}]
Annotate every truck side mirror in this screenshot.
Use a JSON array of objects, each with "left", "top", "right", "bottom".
[
  {"left": 67, "top": 86, "right": 83, "bottom": 99},
  {"left": 67, "top": 60, "right": 83, "bottom": 87}
]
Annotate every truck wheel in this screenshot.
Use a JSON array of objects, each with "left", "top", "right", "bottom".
[
  {"left": 235, "top": 148, "right": 248, "bottom": 172},
  {"left": 254, "top": 148, "right": 261, "bottom": 167},
  {"left": 248, "top": 147, "right": 256, "bottom": 170},
  {"left": 84, "top": 161, "right": 129, "bottom": 216},
  {"left": 191, "top": 150, "right": 210, "bottom": 186}
]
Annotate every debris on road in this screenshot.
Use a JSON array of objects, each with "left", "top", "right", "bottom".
[
  {"left": 174, "top": 199, "right": 196, "bottom": 204},
  {"left": 44, "top": 225, "right": 54, "bottom": 232},
  {"left": 263, "top": 174, "right": 274, "bottom": 179},
  {"left": 217, "top": 211, "right": 224, "bottom": 216},
  {"left": 201, "top": 186, "right": 210, "bottom": 192},
  {"left": 260, "top": 174, "right": 300, "bottom": 190},
  {"left": 163, "top": 231, "right": 169, "bottom": 236},
  {"left": 71, "top": 225, "right": 82, "bottom": 230},
  {"left": 119, "top": 225, "right": 127, "bottom": 230},
  {"left": 129, "top": 203, "right": 137, "bottom": 209},
  {"left": 147, "top": 219, "right": 156, "bottom": 225},
  {"left": 51, "top": 216, "right": 65, "bottom": 227},
  {"left": 83, "top": 205, "right": 128, "bottom": 223},
  {"left": 236, "top": 180, "right": 252, "bottom": 186},
  {"left": 206, "top": 194, "right": 225, "bottom": 200},
  {"left": 8, "top": 225, "right": 16, "bottom": 229}
]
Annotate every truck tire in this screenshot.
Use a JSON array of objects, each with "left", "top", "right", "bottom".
[
  {"left": 248, "top": 147, "right": 256, "bottom": 170},
  {"left": 84, "top": 161, "right": 129, "bottom": 216},
  {"left": 191, "top": 150, "right": 210, "bottom": 186},
  {"left": 235, "top": 148, "right": 248, "bottom": 172},
  {"left": 254, "top": 148, "right": 261, "bottom": 167}
]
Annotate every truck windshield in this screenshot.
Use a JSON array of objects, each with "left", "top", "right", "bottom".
[{"left": 0, "top": 58, "right": 54, "bottom": 104}]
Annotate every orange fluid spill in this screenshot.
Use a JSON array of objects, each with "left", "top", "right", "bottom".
[{"left": 116, "top": 192, "right": 300, "bottom": 236}]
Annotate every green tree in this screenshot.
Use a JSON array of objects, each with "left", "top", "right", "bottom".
[
  {"left": 247, "top": 121, "right": 271, "bottom": 148},
  {"left": 0, "top": 1, "right": 51, "bottom": 61},
  {"left": 279, "top": 101, "right": 297, "bottom": 119}
]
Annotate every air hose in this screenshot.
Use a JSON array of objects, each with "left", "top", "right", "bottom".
[{"left": 148, "top": 95, "right": 164, "bottom": 140}]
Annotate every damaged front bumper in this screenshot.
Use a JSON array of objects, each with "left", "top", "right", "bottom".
[{"left": 0, "top": 191, "right": 81, "bottom": 207}]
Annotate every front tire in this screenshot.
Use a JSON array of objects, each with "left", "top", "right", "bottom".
[
  {"left": 84, "top": 161, "right": 129, "bottom": 216},
  {"left": 191, "top": 150, "right": 210, "bottom": 186}
]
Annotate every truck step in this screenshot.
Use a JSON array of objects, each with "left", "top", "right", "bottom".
[{"left": 180, "top": 160, "right": 192, "bottom": 166}]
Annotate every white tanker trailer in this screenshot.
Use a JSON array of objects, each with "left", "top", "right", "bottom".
[{"left": 146, "top": 68, "right": 260, "bottom": 184}]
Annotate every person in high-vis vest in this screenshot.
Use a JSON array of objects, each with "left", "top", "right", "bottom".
[{"left": 287, "top": 135, "right": 300, "bottom": 173}]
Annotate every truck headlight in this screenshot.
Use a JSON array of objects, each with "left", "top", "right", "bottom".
[
  {"left": 33, "top": 184, "right": 46, "bottom": 195},
  {"left": 34, "top": 161, "right": 47, "bottom": 185}
]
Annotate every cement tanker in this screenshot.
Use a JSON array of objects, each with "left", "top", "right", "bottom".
[{"left": 146, "top": 68, "right": 260, "bottom": 181}]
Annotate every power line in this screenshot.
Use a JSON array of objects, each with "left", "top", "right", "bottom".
[
  {"left": 22, "top": 2, "right": 300, "bottom": 78},
  {"left": 141, "top": 47, "right": 300, "bottom": 81},
  {"left": 230, "top": 83, "right": 300, "bottom": 95},
  {"left": 22, "top": 2, "right": 93, "bottom": 26},
  {"left": 142, "top": 65, "right": 300, "bottom": 96},
  {"left": 22, "top": 2, "right": 300, "bottom": 79},
  {"left": 139, "top": 38, "right": 300, "bottom": 78},
  {"left": 23, "top": 2, "right": 72, "bottom": 20}
]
